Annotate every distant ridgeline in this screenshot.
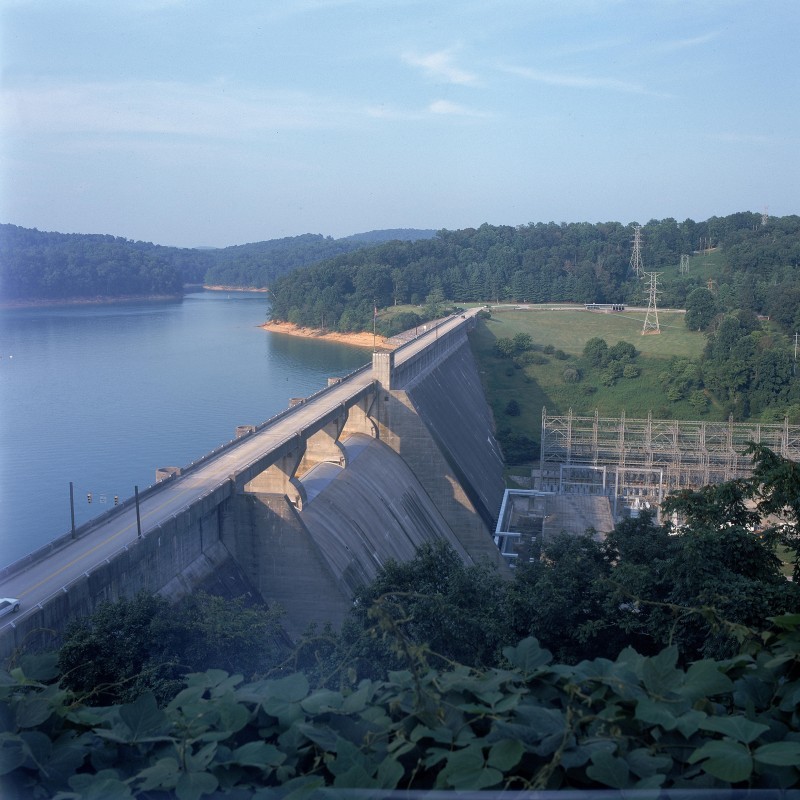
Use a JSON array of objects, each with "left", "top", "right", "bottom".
[
  {"left": 267, "top": 212, "right": 800, "bottom": 334},
  {"left": 0, "top": 225, "right": 436, "bottom": 303}
]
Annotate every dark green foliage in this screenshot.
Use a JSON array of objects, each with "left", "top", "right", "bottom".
[
  {"left": 376, "top": 310, "right": 422, "bottom": 337},
  {"left": 583, "top": 336, "right": 609, "bottom": 366},
  {"left": 746, "top": 442, "right": 800, "bottom": 581},
  {"left": 684, "top": 286, "right": 717, "bottom": 330},
  {"left": 512, "top": 332, "right": 533, "bottom": 352},
  {"left": 494, "top": 336, "right": 515, "bottom": 358},
  {"left": 332, "top": 541, "right": 510, "bottom": 678},
  {"left": 58, "top": 592, "right": 287, "bottom": 705},
  {"left": 497, "top": 429, "right": 539, "bottom": 464},
  {"left": 0, "top": 224, "right": 185, "bottom": 301},
  {"left": 607, "top": 339, "right": 637, "bottom": 363},
  {"left": 0, "top": 226, "right": 437, "bottom": 302},
  {"left": 504, "top": 399, "right": 521, "bottom": 416},
  {"left": 4, "top": 618, "right": 800, "bottom": 794}
]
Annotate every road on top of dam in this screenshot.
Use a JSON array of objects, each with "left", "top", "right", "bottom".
[{"left": 0, "top": 309, "right": 477, "bottom": 632}]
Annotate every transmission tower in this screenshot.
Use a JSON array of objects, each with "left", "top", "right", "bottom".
[
  {"left": 641, "top": 271, "right": 662, "bottom": 335},
  {"left": 679, "top": 254, "right": 690, "bottom": 275},
  {"left": 630, "top": 225, "right": 644, "bottom": 277},
  {"left": 762, "top": 205, "right": 769, "bottom": 226}
]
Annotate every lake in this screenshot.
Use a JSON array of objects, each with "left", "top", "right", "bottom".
[{"left": 0, "top": 291, "right": 369, "bottom": 568}]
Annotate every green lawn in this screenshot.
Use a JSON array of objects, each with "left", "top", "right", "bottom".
[{"left": 470, "top": 307, "right": 719, "bottom": 452}]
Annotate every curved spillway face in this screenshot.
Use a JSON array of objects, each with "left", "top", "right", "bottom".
[{"left": 297, "top": 433, "right": 473, "bottom": 596}]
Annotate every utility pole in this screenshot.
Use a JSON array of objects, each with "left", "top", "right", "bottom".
[
  {"left": 641, "top": 272, "right": 662, "bottom": 335},
  {"left": 134, "top": 485, "right": 142, "bottom": 538},
  {"left": 69, "top": 481, "right": 76, "bottom": 539}
]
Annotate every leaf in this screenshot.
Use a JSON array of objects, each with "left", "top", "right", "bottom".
[
  {"left": 261, "top": 673, "right": 309, "bottom": 724},
  {"left": 626, "top": 747, "right": 672, "bottom": 779},
  {"left": 340, "top": 681, "right": 374, "bottom": 714},
  {"left": 688, "top": 740, "right": 754, "bottom": 782},
  {"left": 699, "top": 716, "right": 770, "bottom": 744},
  {"left": 587, "top": 750, "right": 631, "bottom": 789},
  {"left": 635, "top": 697, "right": 678, "bottom": 730},
  {"left": 679, "top": 660, "right": 734, "bottom": 700},
  {"left": 675, "top": 709, "right": 707, "bottom": 738},
  {"left": 68, "top": 771, "right": 134, "bottom": 800},
  {"left": 377, "top": 755, "right": 404, "bottom": 789},
  {"left": 301, "top": 689, "right": 343, "bottom": 715},
  {"left": 135, "top": 757, "right": 180, "bottom": 792},
  {"left": 176, "top": 770, "right": 219, "bottom": 800},
  {"left": 436, "top": 746, "right": 503, "bottom": 791},
  {"left": 487, "top": 738, "right": 523, "bottom": 772},
  {"left": 119, "top": 692, "right": 167, "bottom": 741},
  {"left": 15, "top": 696, "right": 52, "bottom": 728},
  {"left": 16, "top": 653, "right": 60, "bottom": 683},
  {"left": 502, "top": 637, "right": 552, "bottom": 674},
  {"left": 230, "top": 740, "right": 286, "bottom": 769},
  {"left": 753, "top": 741, "right": 800, "bottom": 766},
  {"left": 0, "top": 734, "right": 26, "bottom": 775},
  {"left": 641, "top": 646, "right": 682, "bottom": 695}
]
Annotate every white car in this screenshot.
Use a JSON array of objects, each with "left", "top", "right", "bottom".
[{"left": 0, "top": 598, "right": 20, "bottom": 618}]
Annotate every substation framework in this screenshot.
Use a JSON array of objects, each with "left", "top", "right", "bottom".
[{"left": 540, "top": 409, "right": 800, "bottom": 507}]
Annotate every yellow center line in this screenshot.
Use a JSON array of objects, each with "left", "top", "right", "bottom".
[{"left": 18, "top": 487, "right": 195, "bottom": 599}]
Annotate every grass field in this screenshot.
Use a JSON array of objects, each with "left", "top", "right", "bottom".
[{"left": 470, "top": 307, "right": 721, "bottom": 453}]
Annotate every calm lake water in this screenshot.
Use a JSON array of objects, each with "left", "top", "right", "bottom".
[{"left": 0, "top": 291, "right": 369, "bottom": 568}]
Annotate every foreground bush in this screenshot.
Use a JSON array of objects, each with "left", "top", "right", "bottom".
[{"left": 3, "top": 615, "right": 800, "bottom": 797}]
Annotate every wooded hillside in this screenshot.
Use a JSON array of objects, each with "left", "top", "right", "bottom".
[
  {"left": 0, "top": 225, "right": 436, "bottom": 302},
  {"left": 268, "top": 212, "right": 800, "bottom": 334}
]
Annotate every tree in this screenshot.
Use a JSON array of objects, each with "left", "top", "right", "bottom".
[
  {"left": 504, "top": 399, "right": 521, "bottom": 416},
  {"left": 335, "top": 541, "right": 510, "bottom": 678},
  {"left": 58, "top": 592, "right": 287, "bottom": 704},
  {"left": 684, "top": 287, "right": 717, "bottom": 330},
  {"left": 512, "top": 332, "right": 533, "bottom": 353},
  {"left": 746, "top": 442, "right": 800, "bottom": 581},
  {"left": 494, "top": 337, "right": 515, "bottom": 358},
  {"left": 583, "top": 336, "right": 608, "bottom": 366},
  {"left": 607, "top": 340, "right": 637, "bottom": 363}
]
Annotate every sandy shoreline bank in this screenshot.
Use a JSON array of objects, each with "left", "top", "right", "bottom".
[{"left": 261, "top": 319, "right": 393, "bottom": 349}]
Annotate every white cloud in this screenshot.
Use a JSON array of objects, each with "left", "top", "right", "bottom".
[
  {"left": 501, "top": 64, "right": 652, "bottom": 95},
  {"left": 402, "top": 49, "right": 479, "bottom": 86},
  {"left": 0, "top": 80, "right": 364, "bottom": 138},
  {"left": 654, "top": 31, "right": 720, "bottom": 53},
  {"left": 428, "top": 99, "right": 484, "bottom": 117}
]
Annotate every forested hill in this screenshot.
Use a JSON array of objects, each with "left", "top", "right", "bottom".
[
  {"left": 0, "top": 225, "right": 436, "bottom": 303},
  {"left": 201, "top": 230, "right": 434, "bottom": 287},
  {"left": 268, "top": 212, "right": 800, "bottom": 334},
  {"left": 0, "top": 225, "right": 189, "bottom": 302}
]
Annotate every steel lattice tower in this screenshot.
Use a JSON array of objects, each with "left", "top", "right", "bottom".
[
  {"left": 641, "top": 271, "right": 662, "bottom": 335},
  {"left": 679, "top": 254, "right": 689, "bottom": 274},
  {"left": 630, "top": 225, "right": 644, "bottom": 277}
]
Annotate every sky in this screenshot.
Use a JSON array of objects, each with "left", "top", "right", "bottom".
[{"left": 1, "top": 0, "right": 798, "bottom": 248}]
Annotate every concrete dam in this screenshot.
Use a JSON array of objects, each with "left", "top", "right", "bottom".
[{"left": 0, "top": 310, "right": 508, "bottom": 655}]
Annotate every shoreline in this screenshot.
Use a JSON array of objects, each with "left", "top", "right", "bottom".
[
  {"left": 0, "top": 293, "right": 182, "bottom": 310},
  {"left": 261, "top": 319, "right": 393, "bottom": 349}
]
